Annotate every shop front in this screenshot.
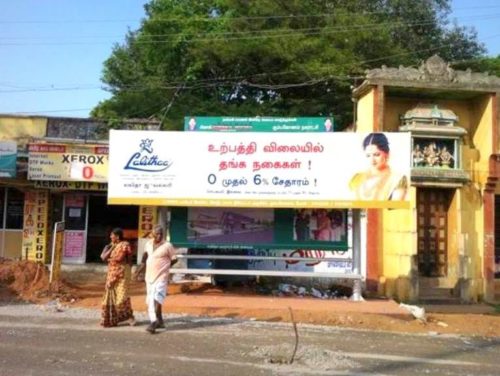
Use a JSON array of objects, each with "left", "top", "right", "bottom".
[{"left": 26, "top": 142, "right": 140, "bottom": 264}]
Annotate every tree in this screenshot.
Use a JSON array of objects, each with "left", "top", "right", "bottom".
[
  {"left": 92, "top": 0, "right": 485, "bottom": 130},
  {"left": 452, "top": 55, "right": 500, "bottom": 77}
]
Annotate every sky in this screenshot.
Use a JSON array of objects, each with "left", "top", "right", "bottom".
[{"left": 0, "top": 0, "right": 499, "bottom": 119}]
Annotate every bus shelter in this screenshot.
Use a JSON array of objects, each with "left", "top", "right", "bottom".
[{"left": 107, "top": 117, "right": 411, "bottom": 300}]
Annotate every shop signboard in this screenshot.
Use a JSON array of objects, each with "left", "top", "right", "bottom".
[
  {"left": 34, "top": 181, "right": 107, "bottom": 191},
  {"left": 22, "top": 190, "right": 49, "bottom": 263},
  {"left": 138, "top": 206, "right": 157, "bottom": 238},
  {"left": 0, "top": 140, "right": 17, "bottom": 178},
  {"left": 108, "top": 130, "right": 411, "bottom": 209},
  {"left": 137, "top": 205, "right": 158, "bottom": 264},
  {"left": 28, "top": 143, "right": 108, "bottom": 183},
  {"left": 184, "top": 116, "right": 334, "bottom": 132}
]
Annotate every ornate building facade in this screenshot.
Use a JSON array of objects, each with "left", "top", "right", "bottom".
[{"left": 353, "top": 55, "right": 500, "bottom": 302}]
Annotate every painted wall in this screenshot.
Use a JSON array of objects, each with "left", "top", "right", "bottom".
[
  {"left": 356, "top": 88, "right": 375, "bottom": 131},
  {"left": 470, "top": 96, "right": 494, "bottom": 186},
  {"left": 447, "top": 191, "right": 460, "bottom": 281},
  {"left": 459, "top": 185, "right": 484, "bottom": 301},
  {"left": 468, "top": 96, "right": 493, "bottom": 300},
  {"left": 381, "top": 186, "right": 417, "bottom": 301},
  {"left": 0, "top": 116, "right": 47, "bottom": 148}
]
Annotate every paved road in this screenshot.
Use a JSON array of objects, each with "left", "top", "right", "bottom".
[{"left": 0, "top": 302, "right": 499, "bottom": 376}]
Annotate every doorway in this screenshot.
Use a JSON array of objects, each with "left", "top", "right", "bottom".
[
  {"left": 86, "top": 195, "right": 139, "bottom": 262},
  {"left": 417, "top": 188, "right": 452, "bottom": 277}
]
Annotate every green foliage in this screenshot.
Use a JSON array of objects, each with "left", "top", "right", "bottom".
[
  {"left": 452, "top": 55, "right": 500, "bottom": 77},
  {"left": 92, "top": 0, "right": 485, "bottom": 130}
]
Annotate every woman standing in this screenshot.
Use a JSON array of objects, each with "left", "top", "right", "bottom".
[
  {"left": 100, "top": 228, "right": 135, "bottom": 327},
  {"left": 349, "top": 133, "right": 407, "bottom": 201}
]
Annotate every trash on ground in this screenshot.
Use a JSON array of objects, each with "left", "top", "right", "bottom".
[{"left": 399, "top": 303, "right": 427, "bottom": 322}]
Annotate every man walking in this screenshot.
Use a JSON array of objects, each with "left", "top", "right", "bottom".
[{"left": 136, "top": 225, "right": 177, "bottom": 334}]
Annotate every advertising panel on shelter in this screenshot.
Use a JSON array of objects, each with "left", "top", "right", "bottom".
[
  {"left": 247, "top": 249, "right": 353, "bottom": 274},
  {"left": 28, "top": 143, "right": 108, "bottom": 183},
  {"left": 108, "top": 130, "right": 411, "bottom": 209},
  {"left": 169, "top": 207, "right": 348, "bottom": 250},
  {"left": 0, "top": 140, "right": 17, "bottom": 178},
  {"left": 184, "top": 116, "right": 334, "bottom": 132}
]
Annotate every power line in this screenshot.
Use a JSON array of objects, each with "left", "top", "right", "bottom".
[
  {"left": 2, "top": 4, "right": 500, "bottom": 24},
  {"left": 2, "top": 29, "right": 498, "bottom": 119},
  {"left": 2, "top": 12, "right": 499, "bottom": 41},
  {"left": 1, "top": 30, "right": 499, "bottom": 95},
  {"left": 1, "top": 13, "right": 500, "bottom": 46}
]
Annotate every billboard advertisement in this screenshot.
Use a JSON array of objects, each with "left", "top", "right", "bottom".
[
  {"left": 0, "top": 140, "right": 17, "bottom": 178},
  {"left": 184, "top": 116, "right": 334, "bottom": 132},
  {"left": 108, "top": 130, "right": 411, "bottom": 209},
  {"left": 170, "top": 207, "right": 348, "bottom": 250}
]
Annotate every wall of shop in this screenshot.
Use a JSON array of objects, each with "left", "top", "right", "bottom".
[
  {"left": 0, "top": 115, "right": 47, "bottom": 145},
  {"left": 0, "top": 187, "right": 25, "bottom": 259},
  {"left": 380, "top": 186, "right": 417, "bottom": 301},
  {"left": 355, "top": 88, "right": 375, "bottom": 131}
]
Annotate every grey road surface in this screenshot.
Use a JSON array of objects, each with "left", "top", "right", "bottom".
[{"left": 0, "top": 302, "right": 499, "bottom": 376}]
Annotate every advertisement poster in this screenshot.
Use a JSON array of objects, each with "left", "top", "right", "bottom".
[
  {"left": 292, "top": 209, "right": 346, "bottom": 242},
  {"left": 247, "top": 249, "right": 353, "bottom": 273},
  {"left": 108, "top": 130, "right": 411, "bottom": 209},
  {"left": 0, "top": 140, "right": 17, "bottom": 178},
  {"left": 187, "top": 207, "right": 274, "bottom": 245},
  {"left": 184, "top": 116, "right": 334, "bottom": 132},
  {"left": 28, "top": 143, "right": 108, "bottom": 183},
  {"left": 63, "top": 231, "right": 85, "bottom": 258},
  {"left": 170, "top": 207, "right": 348, "bottom": 250}
]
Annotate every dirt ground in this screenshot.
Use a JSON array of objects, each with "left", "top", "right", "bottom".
[{"left": 1, "top": 259, "right": 499, "bottom": 337}]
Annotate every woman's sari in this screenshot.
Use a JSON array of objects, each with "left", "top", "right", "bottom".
[{"left": 100, "top": 241, "right": 135, "bottom": 327}]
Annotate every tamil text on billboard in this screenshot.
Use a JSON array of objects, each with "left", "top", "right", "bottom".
[{"left": 108, "top": 130, "right": 411, "bottom": 209}]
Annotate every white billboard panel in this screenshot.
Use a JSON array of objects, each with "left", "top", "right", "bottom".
[{"left": 108, "top": 130, "right": 411, "bottom": 209}]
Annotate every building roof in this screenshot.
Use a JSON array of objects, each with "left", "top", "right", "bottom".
[{"left": 352, "top": 55, "right": 500, "bottom": 99}]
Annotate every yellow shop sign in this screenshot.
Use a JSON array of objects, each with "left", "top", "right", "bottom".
[
  {"left": 28, "top": 143, "right": 108, "bottom": 183},
  {"left": 34, "top": 180, "right": 108, "bottom": 191}
]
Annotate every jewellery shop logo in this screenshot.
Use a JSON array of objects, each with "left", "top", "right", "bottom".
[{"left": 124, "top": 138, "right": 173, "bottom": 172}]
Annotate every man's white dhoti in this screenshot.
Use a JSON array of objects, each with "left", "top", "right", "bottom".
[{"left": 146, "top": 280, "right": 167, "bottom": 322}]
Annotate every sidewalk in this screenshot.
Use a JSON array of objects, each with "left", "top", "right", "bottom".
[
  {"left": 163, "top": 290, "right": 412, "bottom": 318},
  {"left": 2, "top": 259, "right": 499, "bottom": 337},
  {"left": 60, "top": 264, "right": 498, "bottom": 318}
]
